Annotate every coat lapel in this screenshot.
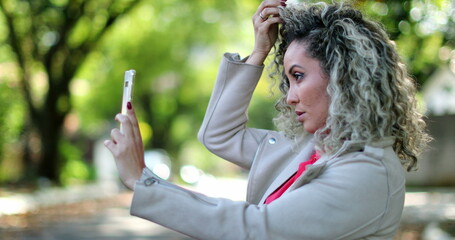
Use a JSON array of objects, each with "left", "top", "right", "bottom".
[
  {"left": 288, "top": 160, "right": 327, "bottom": 191},
  {"left": 259, "top": 140, "right": 315, "bottom": 204}
]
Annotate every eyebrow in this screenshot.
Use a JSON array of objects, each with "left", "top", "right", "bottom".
[{"left": 288, "top": 64, "right": 304, "bottom": 75}]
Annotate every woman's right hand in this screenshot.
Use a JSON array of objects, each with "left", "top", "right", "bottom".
[
  {"left": 104, "top": 102, "right": 145, "bottom": 190},
  {"left": 246, "top": 0, "right": 285, "bottom": 66}
]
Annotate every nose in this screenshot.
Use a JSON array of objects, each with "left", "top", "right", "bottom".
[{"left": 286, "top": 85, "right": 298, "bottom": 105}]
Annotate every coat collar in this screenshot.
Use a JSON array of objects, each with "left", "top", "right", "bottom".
[
  {"left": 258, "top": 139, "right": 316, "bottom": 204},
  {"left": 330, "top": 136, "right": 395, "bottom": 159},
  {"left": 258, "top": 136, "right": 396, "bottom": 205}
]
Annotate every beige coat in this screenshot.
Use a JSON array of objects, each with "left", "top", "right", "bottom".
[{"left": 130, "top": 53, "right": 405, "bottom": 239}]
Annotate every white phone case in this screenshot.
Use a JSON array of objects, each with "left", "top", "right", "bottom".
[{"left": 120, "top": 69, "right": 136, "bottom": 133}]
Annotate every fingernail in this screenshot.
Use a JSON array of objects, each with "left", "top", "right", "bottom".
[
  {"left": 281, "top": 0, "right": 287, "bottom": 7},
  {"left": 127, "top": 101, "right": 132, "bottom": 110}
]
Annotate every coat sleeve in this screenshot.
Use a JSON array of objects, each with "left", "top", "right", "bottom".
[
  {"left": 197, "top": 53, "right": 270, "bottom": 170},
  {"left": 131, "top": 150, "right": 403, "bottom": 240}
]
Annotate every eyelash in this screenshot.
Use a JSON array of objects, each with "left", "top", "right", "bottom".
[{"left": 292, "top": 72, "right": 305, "bottom": 81}]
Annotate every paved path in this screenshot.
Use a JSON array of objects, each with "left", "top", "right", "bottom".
[
  {"left": 1, "top": 179, "right": 455, "bottom": 239},
  {"left": 0, "top": 177, "right": 247, "bottom": 240},
  {"left": 9, "top": 208, "right": 190, "bottom": 240},
  {"left": 0, "top": 192, "right": 191, "bottom": 240}
]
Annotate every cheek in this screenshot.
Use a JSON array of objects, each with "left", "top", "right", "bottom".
[
  {"left": 309, "top": 85, "right": 330, "bottom": 123},
  {"left": 316, "top": 89, "right": 330, "bottom": 115},
  {"left": 299, "top": 85, "right": 327, "bottom": 108},
  {"left": 320, "top": 96, "right": 330, "bottom": 120},
  {"left": 308, "top": 96, "right": 329, "bottom": 133},
  {"left": 297, "top": 86, "right": 315, "bottom": 106}
]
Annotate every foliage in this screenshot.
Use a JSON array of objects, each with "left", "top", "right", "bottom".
[
  {"left": 0, "top": 83, "right": 8, "bottom": 163},
  {"left": 0, "top": 0, "right": 142, "bottom": 184},
  {"left": 74, "top": 0, "right": 259, "bottom": 177},
  {"left": 0, "top": 0, "right": 453, "bottom": 185},
  {"left": 0, "top": 81, "right": 25, "bottom": 183},
  {"left": 357, "top": 0, "right": 454, "bottom": 87},
  {"left": 59, "top": 140, "right": 93, "bottom": 186}
]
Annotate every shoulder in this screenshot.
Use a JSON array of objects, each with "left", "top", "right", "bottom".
[
  {"left": 316, "top": 139, "right": 405, "bottom": 201},
  {"left": 271, "top": 140, "right": 405, "bottom": 238},
  {"left": 327, "top": 138, "right": 404, "bottom": 173},
  {"left": 324, "top": 140, "right": 404, "bottom": 181}
]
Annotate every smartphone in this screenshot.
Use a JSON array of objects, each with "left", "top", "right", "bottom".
[{"left": 120, "top": 69, "right": 136, "bottom": 133}]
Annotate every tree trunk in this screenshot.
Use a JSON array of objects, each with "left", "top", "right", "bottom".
[
  {"left": 20, "top": 125, "right": 38, "bottom": 183},
  {"left": 35, "top": 79, "right": 68, "bottom": 184},
  {"left": 37, "top": 121, "right": 63, "bottom": 184}
]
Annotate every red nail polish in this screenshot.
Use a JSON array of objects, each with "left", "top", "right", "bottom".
[
  {"left": 127, "top": 101, "right": 132, "bottom": 110},
  {"left": 281, "top": 0, "right": 287, "bottom": 7}
]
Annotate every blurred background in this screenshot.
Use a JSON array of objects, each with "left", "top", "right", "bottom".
[{"left": 0, "top": 0, "right": 453, "bottom": 239}]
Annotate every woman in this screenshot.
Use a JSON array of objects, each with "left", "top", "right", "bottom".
[{"left": 105, "top": 1, "right": 430, "bottom": 239}]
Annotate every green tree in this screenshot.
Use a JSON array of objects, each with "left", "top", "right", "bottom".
[
  {"left": 0, "top": 0, "right": 141, "bottom": 184},
  {"left": 0, "top": 0, "right": 452, "bottom": 185},
  {"left": 356, "top": 0, "right": 454, "bottom": 87},
  {"left": 74, "top": 0, "right": 251, "bottom": 177}
]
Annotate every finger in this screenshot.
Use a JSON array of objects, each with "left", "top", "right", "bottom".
[
  {"left": 126, "top": 102, "right": 142, "bottom": 144},
  {"left": 254, "top": 0, "right": 281, "bottom": 20},
  {"left": 264, "top": 15, "right": 283, "bottom": 25},
  {"left": 126, "top": 103, "right": 145, "bottom": 169},
  {"left": 254, "top": 5, "right": 283, "bottom": 25},
  {"left": 115, "top": 114, "right": 136, "bottom": 142},
  {"left": 110, "top": 127, "right": 123, "bottom": 144},
  {"left": 255, "top": 15, "right": 282, "bottom": 34},
  {"left": 104, "top": 139, "right": 117, "bottom": 154},
  {"left": 257, "top": 0, "right": 281, "bottom": 14},
  {"left": 261, "top": 6, "right": 280, "bottom": 20}
]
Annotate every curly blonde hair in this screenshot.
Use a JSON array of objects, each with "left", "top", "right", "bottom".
[{"left": 272, "top": 2, "right": 431, "bottom": 170}]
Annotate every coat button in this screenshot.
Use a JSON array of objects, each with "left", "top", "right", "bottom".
[
  {"left": 268, "top": 138, "right": 276, "bottom": 144},
  {"left": 144, "top": 178, "right": 157, "bottom": 186}
]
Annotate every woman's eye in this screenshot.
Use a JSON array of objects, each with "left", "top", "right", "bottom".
[{"left": 293, "top": 72, "right": 305, "bottom": 81}]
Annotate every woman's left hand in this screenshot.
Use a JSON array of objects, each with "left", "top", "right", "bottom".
[
  {"left": 247, "top": 0, "right": 285, "bottom": 66},
  {"left": 104, "top": 102, "right": 145, "bottom": 190}
]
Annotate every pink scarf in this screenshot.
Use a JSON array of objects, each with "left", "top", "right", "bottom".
[{"left": 265, "top": 151, "right": 320, "bottom": 204}]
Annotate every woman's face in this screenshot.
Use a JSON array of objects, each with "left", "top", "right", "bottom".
[{"left": 283, "top": 40, "right": 330, "bottom": 134}]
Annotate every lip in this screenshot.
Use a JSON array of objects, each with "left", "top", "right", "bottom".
[{"left": 295, "top": 111, "right": 306, "bottom": 123}]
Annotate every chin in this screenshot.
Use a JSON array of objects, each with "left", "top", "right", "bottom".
[
  {"left": 304, "top": 128, "right": 317, "bottom": 134},
  {"left": 304, "top": 123, "right": 323, "bottom": 134}
]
